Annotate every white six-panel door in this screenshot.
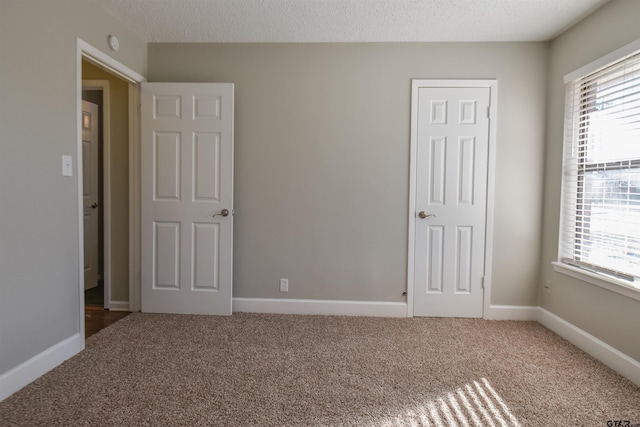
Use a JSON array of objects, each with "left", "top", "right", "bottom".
[
  {"left": 412, "top": 85, "right": 491, "bottom": 318},
  {"left": 82, "top": 100, "right": 100, "bottom": 291},
  {"left": 141, "top": 83, "right": 234, "bottom": 315}
]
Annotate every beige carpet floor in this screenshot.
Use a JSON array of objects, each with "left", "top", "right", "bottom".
[{"left": 1, "top": 313, "right": 639, "bottom": 426}]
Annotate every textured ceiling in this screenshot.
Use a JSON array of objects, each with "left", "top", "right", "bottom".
[{"left": 94, "top": 0, "right": 610, "bottom": 43}]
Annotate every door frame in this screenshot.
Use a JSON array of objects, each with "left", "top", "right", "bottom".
[
  {"left": 76, "top": 38, "right": 146, "bottom": 340},
  {"left": 82, "top": 80, "right": 111, "bottom": 309},
  {"left": 406, "top": 79, "right": 498, "bottom": 318}
]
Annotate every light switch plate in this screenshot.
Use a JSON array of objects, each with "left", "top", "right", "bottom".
[{"left": 62, "top": 155, "right": 73, "bottom": 177}]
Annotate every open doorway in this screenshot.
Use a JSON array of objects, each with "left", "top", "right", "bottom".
[
  {"left": 81, "top": 60, "right": 131, "bottom": 335},
  {"left": 76, "top": 39, "right": 145, "bottom": 341},
  {"left": 82, "top": 59, "right": 134, "bottom": 312}
]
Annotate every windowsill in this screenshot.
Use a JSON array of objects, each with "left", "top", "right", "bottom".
[{"left": 552, "top": 261, "right": 640, "bottom": 302}]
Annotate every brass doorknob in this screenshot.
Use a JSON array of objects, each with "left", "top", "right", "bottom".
[
  {"left": 418, "top": 211, "right": 435, "bottom": 219},
  {"left": 212, "top": 208, "right": 230, "bottom": 218}
]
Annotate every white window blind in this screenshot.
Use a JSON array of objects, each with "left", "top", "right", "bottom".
[{"left": 559, "top": 50, "right": 640, "bottom": 287}]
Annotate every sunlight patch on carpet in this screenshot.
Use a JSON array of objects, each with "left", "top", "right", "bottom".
[{"left": 377, "top": 378, "right": 521, "bottom": 427}]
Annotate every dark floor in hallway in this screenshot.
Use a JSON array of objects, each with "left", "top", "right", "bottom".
[
  {"left": 85, "top": 306, "right": 129, "bottom": 338},
  {"left": 85, "top": 281, "right": 129, "bottom": 338}
]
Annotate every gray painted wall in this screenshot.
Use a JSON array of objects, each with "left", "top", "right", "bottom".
[
  {"left": 0, "top": 0, "right": 146, "bottom": 374},
  {"left": 8, "top": 0, "right": 636, "bottom": 392},
  {"left": 148, "top": 42, "right": 548, "bottom": 305},
  {"left": 540, "top": 0, "right": 640, "bottom": 362}
]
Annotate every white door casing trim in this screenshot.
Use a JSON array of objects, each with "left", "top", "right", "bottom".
[
  {"left": 407, "top": 79, "right": 498, "bottom": 318},
  {"left": 78, "top": 39, "right": 145, "bottom": 85},
  {"left": 76, "top": 37, "right": 146, "bottom": 337},
  {"left": 129, "top": 85, "right": 142, "bottom": 312}
]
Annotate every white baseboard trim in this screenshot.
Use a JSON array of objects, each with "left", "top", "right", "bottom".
[
  {"left": 484, "top": 305, "right": 539, "bottom": 320},
  {"left": 536, "top": 307, "right": 640, "bottom": 387},
  {"left": 233, "top": 297, "right": 407, "bottom": 317},
  {"left": 108, "top": 300, "right": 130, "bottom": 311},
  {"left": 0, "top": 333, "right": 83, "bottom": 401}
]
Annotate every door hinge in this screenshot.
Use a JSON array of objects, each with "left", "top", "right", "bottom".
[
  {"left": 481, "top": 277, "right": 486, "bottom": 288},
  {"left": 486, "top": 106, "right": 491, "bottom": 119}
]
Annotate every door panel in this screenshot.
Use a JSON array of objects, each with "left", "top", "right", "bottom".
[
  {"left": 154, "top": 221, "right": 180, "bottom": 289},
  {"left": 154, "top": 132, "right": 181, "bottom": 200},
  {"left": 141, "top": 83, "right": 234, "bottom": 315},
  {"left": 413, "top": 86, "right": 491, "bottom": 318},
  {"left": 82, "top": 101, "right": 99, "bottom": 291},
  {"left": 193, "top": 133, "right": 221, "bottom": 201},
  {"left": 192, "top": 222, "right": 219, "bottom": 290}
]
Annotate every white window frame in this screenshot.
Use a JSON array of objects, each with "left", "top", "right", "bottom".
[{"left": 554, "top": 39, "right": 640, "bottom": 302}]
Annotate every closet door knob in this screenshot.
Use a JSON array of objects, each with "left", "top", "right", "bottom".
[{"left": 213, "top": 209, "right": 230, "bottom": 218}]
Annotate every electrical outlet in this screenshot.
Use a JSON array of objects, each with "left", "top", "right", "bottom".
[
  {"left": 544, "top": 280, "right": 551, "bottom": 295},
  {"left": 279, "top": 278, "right": 288, "bottom": 292}
]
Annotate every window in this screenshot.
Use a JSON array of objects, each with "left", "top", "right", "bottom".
[{"left": 559, "top": 47, "right": 640, "bottom": 292}]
